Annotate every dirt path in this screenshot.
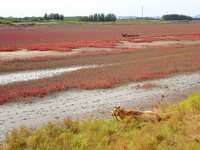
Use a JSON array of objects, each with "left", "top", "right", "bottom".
[
  {"left": 0, "top": 72, "right": 200, "bottom": 140},
  {"left": 117, "top": 40, "right": 200, "bottom": 48}
]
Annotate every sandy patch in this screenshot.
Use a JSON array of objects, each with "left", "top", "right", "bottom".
[
  {"left": 116, "top": 40, "right": 200, "bottom": 48},
  {"left": 0, "top": 72, "right": 199, "bottom": 140},
  {"left": 0, "top": 49, "right": 73, "bottom": 61},
  {"left": 0, "top": 65, "right": 103, "bottom": 85},
  {"left": 0, "top": 47, "right": 113, "bottom": 61}
]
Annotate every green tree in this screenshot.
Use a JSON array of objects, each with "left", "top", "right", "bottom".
[
  {"left": 59, "top": 15, "right": 64, "bottom": 20},
  {"left": 44, "top": 13, "right": 48, "bottom": 20}
]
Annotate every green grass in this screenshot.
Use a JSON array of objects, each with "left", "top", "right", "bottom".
[{"left": 1, "top": 94, "right": 200, "bottom": 150}]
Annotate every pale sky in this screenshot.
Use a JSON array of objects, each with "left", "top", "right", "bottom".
[{"left": 0, "top": 0, "right": 199, "bottom": 17}]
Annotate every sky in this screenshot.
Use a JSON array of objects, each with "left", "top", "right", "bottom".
[{"left": 0, "top": 0, "right": 199, "bottom": 17}]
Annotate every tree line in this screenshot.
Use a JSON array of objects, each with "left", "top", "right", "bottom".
[
  {"left": 80, "top": 13, "right": 116, "bottom": 22},
  {"left": 162, "top": 14, "right": 193, "bottom": 21},
  {"left": 0, "top": 13, "right": 64, "bottom": 24},
  {"left": 44, "top": 13, "right": 64, "bottom": 21},
  {"left": 0, "top": 17, "right": 44, "bottom": 24},
  {"left": 0, "top": 13, "right": 194, "bottom": 24}
]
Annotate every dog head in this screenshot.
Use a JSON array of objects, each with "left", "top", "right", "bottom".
[
  {"left": 111, "top": 105, "right": 122, "bottom": 116},
  {"left": 114, "top": 105, "right": 121, "bottom": 109}
]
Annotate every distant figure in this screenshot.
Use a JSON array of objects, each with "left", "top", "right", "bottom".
[{"left": 121, "top": 33, "right": 140, "bottom": 37}]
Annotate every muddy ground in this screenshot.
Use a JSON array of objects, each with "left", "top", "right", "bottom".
[{"left": 0, "top": 72, "right": 199, "bottom": 141}]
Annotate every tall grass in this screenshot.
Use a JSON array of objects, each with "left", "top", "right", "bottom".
[{"left": 1, "top": 94, "right": 200, "bottom": 150}]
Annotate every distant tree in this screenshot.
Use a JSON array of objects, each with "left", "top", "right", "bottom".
[
  {"left": 100, "top": 13, "right": 105, "bottom": 21},
  {"left": 94, "top": 14, "right": 98, "bottom": 21},
  {"left": 49, "top": 13, "right": 54, "bottom": 20},
  {"left": 44, "top": 13, "right": 48, "bottom": 20},
  {"left": 59, "top": 14, "right": 64, "bottom": 20},
  {"left": 54, "top": 13, "right": 60, "bottom": 20},
  {"left": 91, "top": 15, "right": 94, "bottom": 21},
  {"left": 96, "top": 14, "right": 100, "bottom": 22}
]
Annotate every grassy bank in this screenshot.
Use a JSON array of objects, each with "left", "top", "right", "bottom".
[{"left": 1, "top": 94, "right": 200, "bottom": 150}]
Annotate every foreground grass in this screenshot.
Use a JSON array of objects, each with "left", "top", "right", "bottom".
[{"left": 1, "top": 94, "right": 200, "bottom": 150}]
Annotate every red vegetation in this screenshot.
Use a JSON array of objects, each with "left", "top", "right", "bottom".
[
  {"left": 1, "top": 23, "right": 200, "bottom": 51},
  {"left": 181, "top": 33, "right": 200, "bottom": 40},
  {"left": 0, "top": 41, "right": 116, "bottom": 51},
  {"left": 20, "top": 41, "right": 116, "bottom": 51},
  {"left": 1, "top": 44, "right": 200, "bottom": 104}
]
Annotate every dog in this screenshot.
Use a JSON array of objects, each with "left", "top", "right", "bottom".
[{"left": 111, "top": 105, "right": 161, "bottom": 122}]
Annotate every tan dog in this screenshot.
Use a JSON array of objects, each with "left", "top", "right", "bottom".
[{"left": 111, "top": 106, "right": 161, "bottom": 122}]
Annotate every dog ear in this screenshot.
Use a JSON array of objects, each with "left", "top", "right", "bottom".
[
  {"left": 115, "top": 106, "right": 120, "bottom": 109},
  {"left": 117, "top": 104, "right": 121, "bottom": 108}
]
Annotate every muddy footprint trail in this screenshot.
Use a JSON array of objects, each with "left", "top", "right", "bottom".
[{"left": 0, "top": 72, "right": 200, "bottom": 140}]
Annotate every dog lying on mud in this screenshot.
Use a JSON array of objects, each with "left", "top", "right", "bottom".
[{"left": 111, "top": 106, "right": 161, "bottom": 122}]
